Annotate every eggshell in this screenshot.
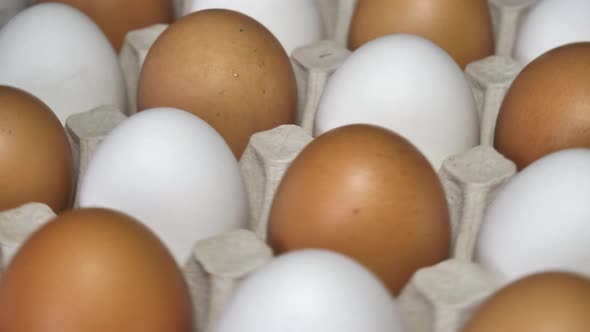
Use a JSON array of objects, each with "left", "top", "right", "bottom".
[
  {"left": 0, "top": 3, "right": 127, "bottom": 123},
  {"left": 348, "top": 0, "right": 494, "bottom": 68},
  {"left": 462, "top": 272, "right": 590, "bottom": 332},
  {"left": 268, "top": 124, "right": 451, "bottom": 295},
  {"left": 0, "top": 208, "right": 193, "bottom": 332},
  {"left": 183, "top": 0, "right": 323, "bottom": 55},
  {"left": 315, "top": 34, "right": 479, "bottom": 169},
  {"left": 514, "top": 0, "right": 590, "bottom": 65},
  {"left": 477, "top": 149, "right": 590, "bottom": 284},
  {"left": 78, "top": 108, "right": 248, "bottom": 264},
  {"left": 495, "top": 42, "right": 590, "bottom": 170},
  {"left": 0, "top": 86, "right": 73, "bottom": 213},
  {"left": 138, "top": 9, "right": 297, "bottom": 158},
  {"left": 35, "top": 0, "right": 174, "bottom": 51},
  {"left": 212, "top": 250, "right": 404, "bottom": 332}
]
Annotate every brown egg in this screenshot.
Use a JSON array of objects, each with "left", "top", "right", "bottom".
[
  {"left": 494, "top": 42, "right": 590, "bottom": 170},
  {"left": 462, "top": 272, "right": 590, "bottom": 332},
  {"left": 348, "top": 0, "right": 495, "bottom": 68},
  {"left": 268, "top": 124, "right": 450, "bottom": 295},
  {"left": 138, "top": 9, "right": 297, "bottom": 158},
  {"left": 0, "top": 208, "right": 193, "bottom": 332},
  {"left": 35, "top": 0, "right": 174, "bottom": 51},
  {"left": 0, "top": 86, "right": 73, "bottom": 212}
]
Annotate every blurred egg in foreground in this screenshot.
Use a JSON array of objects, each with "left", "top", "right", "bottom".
[
  {"left": 0, "top": 208, "right": 193, "bottom": 332},
  {"left": 213, "top": 250, "right": 403, "bottom": 332}
]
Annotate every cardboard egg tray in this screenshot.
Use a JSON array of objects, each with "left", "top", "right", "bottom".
[{"left": 0, "top": 0, "right": 540, "bottom": 331}]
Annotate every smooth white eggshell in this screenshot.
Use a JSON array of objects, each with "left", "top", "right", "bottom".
[
  {"left": 182, "top": 0, "right": 324, "bottom": 55},
  {"left": 514, "top": 0, "right": 590, "bottom": 65},
  {"left": 477, "top": 149, "right": 590, "bottom": 285},
  {"left": 0, "top": 3, "right": 127, "bottom": 123},
  {"left": 212, "top": 250, "right": 403, "bottom": 332},
  {"left": 314, "top": 34, "right": 479, "bottom": 169},
  {"left": 78, "top": 107, "right": 249, "bottom": 264}
]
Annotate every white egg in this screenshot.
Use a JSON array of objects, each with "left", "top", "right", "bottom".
[
  {"left": 314, "top": 34, "right": 479, "bottom": 169},
  {"left": 212, "top": 250, "right": 403, "bottom": 332},
  {"left": 0, "top": 3, "right": 127, "bottom": 123},
  {"left": 514, "top": 0, "right": 590, "bottom": 65},
  {"left": 78, "top": 108, "right": 248, "bottom": 264},
  {"left": 477, "top": 149, "right": 590, "bottom": 284},
  {"left": 182, "top": 0, "right": 324, "bottom": 55}
]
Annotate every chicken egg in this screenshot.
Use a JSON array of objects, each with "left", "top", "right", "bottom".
[
  {"left": 138, "top": 9, "right": 297, "bottom": 158},
  {"left": 315, "top": 34, "right": 479, "bottom": 169},
  {"left": 495, "top": 42, "right": 590, "bottom": 170},
  {"left": 348, "top": 0, "right": 494, "bottom": 68},
  {"left": 514, "top": 0, "right": 590, "bottom": 65},
  {"left": 477, "top": 149, "right": 590, "bottom": 284},
  {"left": 462, "top": 272, "right": 590, "bottom": 332},
  {"left": 268, "top": 124, "right": 451, "bottom": 295},
  {"left": 0, "top": 85, "right": 73, "bottom": 213},
  {"left": 0, "top": 3, "right": 127, "bottom": 123},
  {"left": 78, "top": 107, "right": 248, "bottom": 265},
  {"left": 212, "top": 250, "right": 404, "bottom": 332},
  {"left": 0, "top": 208, "right": 193, "bottom": 332}
]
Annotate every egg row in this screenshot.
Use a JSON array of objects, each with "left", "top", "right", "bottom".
[{"left": 1, "top": 1, "right": 590, "bottom": 332}]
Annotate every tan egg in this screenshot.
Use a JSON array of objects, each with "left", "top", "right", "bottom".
[
  {"left": 0, "top": 208, "right": 193, "bottom": 332},
  {"left": 138, "top": 9, "right": 297, "bottom": 158},
  {"left": 462, "top": 272, "right": 590, "bottom": 332},
  {"left": 494, "top": 42, "right": 590, "bottom": 170},
  {"left": 0, "top": 85, "right": 73, "bottom": 212},
  {"left": 35, "top": 0, "right": 174, "bottom": 51},
  {"left": 348, "top": 0, "right": 494, "bottom": 68},
  {"left": 267, "top": 124, "right": 450, "bottom": 295}
]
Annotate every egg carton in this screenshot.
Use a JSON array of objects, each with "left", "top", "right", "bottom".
[{"left": 0, "top": 0, "right": 539, "bottom": 331}]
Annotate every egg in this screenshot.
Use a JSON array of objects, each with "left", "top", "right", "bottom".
[
  {"left": 183, "top": 0, "right": 323, "bottom": 56},
  {"left": 0, "top": 86, "right": 73, "bottom": 213},
  {"left": 0, "top": 3, "right": 127, "bottom": 123},
  {"left": 495, "top": 42, "right": 590, "bottom": 170},
  {"left": 0, "top": 208, "right": 193, "bottom": 331},
  {"left": 462, "top": 272, "right": 590, "bottom": 332},
  {"left": 477, "top": 149, "right": 590, "bottom": 284},
  {"left": 212, "top": 250, "right": 404, "bottom": 332},
  {"left": 138, "top": 9, "right": 297, "bottom": 158},
  {"left": 348, "top": 0, "right": 494, "bottom": 68},
  {"left": 514, "top": 0, "right": 590, "bottom": 65},
  {"left": 78, "top": 107, "right": 248, "bottom": 264},
  {"left": 35, "top": 0, "right": 174, "bottom": 51},
  {"left": 315, "top": 34, "right": 479, "bottom": 169},
  {"left": 268, "top": 124, "right": 450, "bottom": 295}
]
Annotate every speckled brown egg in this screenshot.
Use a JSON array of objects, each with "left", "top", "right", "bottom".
[
  {"left": 494, "top": 42, "right": 590, "bottom": 170},
  {"left": 348, "top": 0, "right": 495, "bottom": 68},
  {"left": 35, "top": 0, "right": 174, "bottom": 51},
  {"left": 267, "top": 124, "right": 451, "bottom": 295},
  {"left": 138, "top": 9, "right": 297, "bottom": 158},
  {"left": 462, "top": 272, "right": 590, "bottom": 332},
  {"left": 0, "top": 208, "right": 193, "bottom": 332},
  {"left": 0, "top": 86, "right": 73, "bottom": 212}
]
